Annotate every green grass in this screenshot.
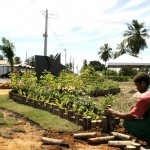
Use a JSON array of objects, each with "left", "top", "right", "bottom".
[
  {"left": 0, "top": 95, "right": 82, "bottom": 132},
  {"left": 95, "top": 81, "right": 136, "bottom": 113}
]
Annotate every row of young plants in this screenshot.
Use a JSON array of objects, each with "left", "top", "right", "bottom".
[{"left": 10, "top": 71, "right": 119, "bottom": 120}]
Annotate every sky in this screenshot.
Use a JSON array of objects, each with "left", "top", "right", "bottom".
[{"left": 0, "top": 0, "right": 150, "bottom": 74}]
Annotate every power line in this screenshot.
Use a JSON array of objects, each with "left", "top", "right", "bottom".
[{"left": 29, "top": 0, "right": 65, "bottom": 55}]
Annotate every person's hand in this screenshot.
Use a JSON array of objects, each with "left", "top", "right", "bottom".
[{"left": 104, "top": 107, "right": 116, "bottom": 116}]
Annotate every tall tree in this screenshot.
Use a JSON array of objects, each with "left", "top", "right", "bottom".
[
  {"left": 114, "top": 41, "right": 131, "bottom": 58},
  {"left": 82, "top": 59, "right": 88, "bottom": 67},
  {"left": 98, "top": 43, "right": 113, "bottom": 77},
  {"left": 123, "top": 20, "right": 149, "bottom": 56},
  {"left": 80, "top": 59, "right": 88, "bottom": 73},
  {"left": 89, "top": 60, "right": 105, "bottom": 71},
  {"left": 25, "top": 56, "right": 35, "bottom": 67},
  {"left": 0, "top": 37, "right": 15, "bottom": 72},
  {"left": 14, "top": 56, "right": 21, "bottom": 64}
]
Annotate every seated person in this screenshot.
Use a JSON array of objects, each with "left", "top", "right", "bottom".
[{"left": 105, "top": 72, "right": 150, "bottom": 144}]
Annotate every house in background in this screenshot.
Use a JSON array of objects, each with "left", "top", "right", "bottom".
[
  {"left": 0, "top": 60, "right": 34, "bottom": 76},
  {"left": 0, "top": 60, "right": 10, "bottom": 76},
  {"left": 14, "top": 64, "right": 34, "bottom": 72}
]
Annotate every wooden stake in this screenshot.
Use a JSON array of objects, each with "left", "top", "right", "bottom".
[
  {"left": 46, "top": 103, "right": 51, "bottom": 111},
  {"left": 106, "top": 105, "right": 111, "bottom": 132},
  {"left": 41, "top": 137, "right": 69, "bottom": 148},
  {"left": 58, "top": 107, "right": 65, "bottom": 118},
  {"left": 97, "top": 120, "right": 102, "bottom": 128},
  {"left": 71, "top": 116, "right": 76, "bottom": 123},
  {"left": 63, "top": 113, "right": 68, "bottom": 119},
  {"left": 52, "top": 104, "right": 58, "bottom": 114},
  {"left": 82, "top": 117, "right": 87, "bottom": 130},
  {"left": 73, "top": 132, "right": 100, "bottom": 139},
  {"left": 108, "top": 141, "right": 133, "bottom": 148},
  {"left": 86, "top": 116, "right": 91, "bottom": 130},
  {"left": 88, "top": 136, "right": 115, "bottom": 144},
  {"left": 54, "top": 109, "right": 58, "bottom": 115},
  {"left": 67, "top": 110, "right": 74, "bottom": 121},
  {"left": 102, "top": 116, "right": 107, "bottom": 132},
  {"left": 114, "top": 117, "right": 120, "bottom": 125},
  {"left": 75, "top": 113, "right": 82, "bottom": 125},
  {"left": 91, "top": 120, "right": 97, "bottom": 128},
  {"left": 111, "top": 132, "right": 132, "bottom": 140},
  {"left": 79, "top": 119, "right": 83, "bottom": 126},
  {"left": 131, "top": 142, "right": 141, "bottom": 150},
  {"left": 126, "top": 145, "right": 136, "bottom": 150}
]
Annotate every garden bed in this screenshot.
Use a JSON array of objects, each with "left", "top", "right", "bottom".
[
  {"left": 0, "top": 81, "right": 149, "bottom": 149},
  {"left": 9, "top": 89, "right": 121, "bottom": 131}
]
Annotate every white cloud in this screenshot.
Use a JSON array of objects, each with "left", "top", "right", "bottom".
[{"left": 122, "top": 0, "right": 147, "bottom": 9}]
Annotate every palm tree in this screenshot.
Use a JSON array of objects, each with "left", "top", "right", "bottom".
[
  {"left": 123, "top": 20, "right": 149, "bottom": 56},
  {"left": 114, "top": 41, "right": 131, "bottom": 58},
  {"left": 0, "top": 37, "right": 15, "bottom": 72},
  {"left": 98, "top": 43, "right": 113, "bottom": 77},
  {"left": 82, "top": 59, "right": 88, "bottom": 67}
]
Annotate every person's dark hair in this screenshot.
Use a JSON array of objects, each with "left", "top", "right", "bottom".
[{"left": 134, "top": 72, "right": 150, "bottom": 87}]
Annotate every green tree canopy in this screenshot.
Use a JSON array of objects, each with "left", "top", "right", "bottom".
[
  {"left": 0, "top": 37, "right": 15, "bottom": 72},
  {"left": 14, "top": 56, "right": 22, "bottom": 64},
  {"left": 98, "top": 43, "right": 113, "bottom": 65},
  {"left": 98, "top": 43, "right": 113, "bottom": 77},
  {"left": 114, "top": 41, "right": 131, "bottom": 58},
  {"left": 123, "top": 20, "right": 149, "bottom": 56},
  {"left": 89, "top": 60, "right": 105, "bottom": 71},
  {"left": 25, "top": 56, "right": 35, "bottom": 67}
]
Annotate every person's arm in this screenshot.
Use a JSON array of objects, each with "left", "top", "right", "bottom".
[{"left": 105, "top": 108, "right": 135, "bottom": 120}]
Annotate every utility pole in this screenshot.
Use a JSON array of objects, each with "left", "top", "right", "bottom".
[
  {"left": 70, "top": 56, "right": 72, "bottom": 71},
  {"left": 25, "top": 51, "right": 27, "bottom": 63},
  {"left": 73, "top": 58, "right": 74, "bottom": 72},
  {"left": 76, "top": 64, "right": 78, "bottom": 75},
  {"left": 43, "top": 9, "right": 48, "bottom": 56},
  {"left": 64, "top": 48, "right": 67, "bottom": 66}
]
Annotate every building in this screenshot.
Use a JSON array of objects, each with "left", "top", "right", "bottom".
[{"left": 0, "top": 60, "right": 10, "bottom": 76}]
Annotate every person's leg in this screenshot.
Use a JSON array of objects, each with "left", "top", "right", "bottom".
[{"left": 124, "top": 119, "right": 150, "bottom": 144}]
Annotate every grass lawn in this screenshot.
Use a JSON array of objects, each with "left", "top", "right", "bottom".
[{"left": 0, "top": 95, "right": 82, "bottom": 132}]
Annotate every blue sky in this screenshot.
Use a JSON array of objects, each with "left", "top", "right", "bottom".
[{"left": 0, "top": 0, "right": 150, "bottom": 73}]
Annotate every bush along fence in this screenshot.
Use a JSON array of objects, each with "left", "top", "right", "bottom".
[{"left": 9, "top": 71, "right": 121, "bottom": 130}]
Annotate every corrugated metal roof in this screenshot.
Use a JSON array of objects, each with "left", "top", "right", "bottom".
[{"left": 0, "top": 60, "right": 10, "bottom": 66}]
